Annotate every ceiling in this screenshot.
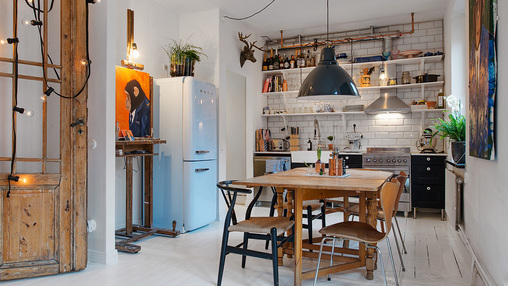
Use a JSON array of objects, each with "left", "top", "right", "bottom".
[{"left": 155, "top": 0, "right": 452, "bottom": 39}]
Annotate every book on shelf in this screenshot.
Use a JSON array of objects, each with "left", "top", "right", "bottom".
[{"left": 262, "top": 75, "right": 284, "bottom": 93}]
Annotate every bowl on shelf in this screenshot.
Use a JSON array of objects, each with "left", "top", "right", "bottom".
[
  {"left": 399, "top": 49, "right": 423, "bottom": 58},
  {"left": 426, "top": 101, "right": 437, "bottom": 109},
  {"left": 391, "top": 49, "right": 400, "bottom": 59}
]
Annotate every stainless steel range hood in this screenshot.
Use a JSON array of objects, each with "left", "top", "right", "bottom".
[{"left": 364, "top": 91, "right": 411, "bottom": 114}]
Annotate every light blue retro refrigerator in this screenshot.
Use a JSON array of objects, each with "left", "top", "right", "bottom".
[{"left": 153, "top": 77, "right": 217, "bottom": 232}]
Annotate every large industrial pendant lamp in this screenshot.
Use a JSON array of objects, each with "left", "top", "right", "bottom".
[{"left": 297, "top": 0, "right": 360, "bottom": 100}]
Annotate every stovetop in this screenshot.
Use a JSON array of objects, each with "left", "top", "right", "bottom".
[{"left": 363, "top": 147, "right": 410, "bottom": 166}]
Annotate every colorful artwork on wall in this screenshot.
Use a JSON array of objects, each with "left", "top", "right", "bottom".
[
  {"left": 468, "top": 0, "right": 497, "bottom": 160},
  {"left": 115, "top": 66, "right": 151, "bottom": 138}
]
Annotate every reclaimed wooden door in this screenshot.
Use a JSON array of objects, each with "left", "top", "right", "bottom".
[{"left": 0, "top": 0, "right": 87, "bottom": 280}]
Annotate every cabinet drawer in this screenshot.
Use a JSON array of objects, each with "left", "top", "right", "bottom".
[
  {"left": 411, "top": 165, "right": 445, "bottom": 185},
  {"left": 411, "top": 184, "right": 445, "bottom": 209},
  {"left": 411, "top": 155, "right": 446, "bottom": 166}
]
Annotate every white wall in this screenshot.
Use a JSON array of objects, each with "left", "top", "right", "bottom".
[
  {"left": 87, "top": 0, "right": 179, "bottom": 263},
  {"left": 462, "top": 0, "right": 508, "bottom": 284},
  {"left": 113, "top": 0, "right": 179, "bottom": 232}
]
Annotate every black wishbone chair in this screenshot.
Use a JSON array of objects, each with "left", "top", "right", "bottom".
[{"left": 216, "top": 181, "right": 294, "bottom": 286}]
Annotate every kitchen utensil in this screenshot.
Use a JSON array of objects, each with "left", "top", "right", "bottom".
[
  {"left": 414, "top": 73, "right": 440, "bottom": 83},
  {"left": 416, "top": 128, "right": 437, "bottom": 153},
  {"left": 399, "top": 49, "right": 423, "bottom": 58}
]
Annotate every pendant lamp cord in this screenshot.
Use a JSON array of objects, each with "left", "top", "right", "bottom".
[{"left": 326, "top": 0, "right": 329, "bottom": 43}]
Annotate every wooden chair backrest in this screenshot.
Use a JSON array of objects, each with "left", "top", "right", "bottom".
[
  {"left": 393, "top": 171, "right": 408, "bottom": 214},
  {"left": 217, "top": 181, "right": 251, "bottom": 226},
  {"left": 380, "top": 180, "right": 400, "bottom": 237}
]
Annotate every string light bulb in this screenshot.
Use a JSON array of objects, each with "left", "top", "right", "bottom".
[
  {"left": 22, "top": 19, "right": 42, "bottom": 26},
  {"left": 0, "top": 38, "right": 18, "bottom": 45},
  {"left": 41, "top": 87, "right": 54, "bottom": 103},
  {"left": 80, "top": 58, "right": 90, "bottom": 66},
  {"left": 13, "top": 106, "right": 34, "bottom": 117}
]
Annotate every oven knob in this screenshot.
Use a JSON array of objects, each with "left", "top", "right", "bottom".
[
  {"left": 398, "top": 159, "right": 402, "bottom": 163},
  {"left": 373, "top": 159, "right": 377, "bottom": 162},
  {"left": 386, "top": 159, "right": 390, "bottom": 163},
  {"left": 403, "top": 159, "right": 407, "bottom": 163},
  {"left": 366, "top": 158, "right": 371, "bottom": 162},
  {"left": 379, "top": 159, "right": 383, "bottom": 163}
]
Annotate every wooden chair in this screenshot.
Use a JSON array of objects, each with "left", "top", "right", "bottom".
[
  {"left": 216, "top": 181, "right": 294, "bottom": 286},
  {"left": 313, "top": 180, "right": 401, "bottom": 286},
  {"left": 345, "top": 171, "right": 408, "bottom": 271}
]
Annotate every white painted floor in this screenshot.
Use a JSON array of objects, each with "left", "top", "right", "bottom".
[{"left": 3, "top": 207, "right": 471, "bottom": 286}]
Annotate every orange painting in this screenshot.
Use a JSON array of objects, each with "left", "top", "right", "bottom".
[{"left": 115, "top": 66, "right": 151, "bottom": 137}]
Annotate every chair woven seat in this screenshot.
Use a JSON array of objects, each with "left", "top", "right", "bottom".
[
  {"left": 229, "top": 217, "right": 294, "bottom": 236},
  {"left": 319, "top": 221, "right": 385, "bottom": 244}
]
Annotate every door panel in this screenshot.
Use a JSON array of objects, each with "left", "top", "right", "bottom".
[
  {"left": 183, "top": 77, "right": 217, "bottom": 161},
  {"left": 3, "top": 189, "right": 56, "bottom": 263}
]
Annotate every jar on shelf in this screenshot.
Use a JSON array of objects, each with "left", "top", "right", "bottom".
[{"left": 401, "top": 71, "right": 411, "bottom": 84}]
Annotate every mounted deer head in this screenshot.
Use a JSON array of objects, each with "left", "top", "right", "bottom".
[{"left": 239, "top": 32, "right": 264, "bottom": 67}]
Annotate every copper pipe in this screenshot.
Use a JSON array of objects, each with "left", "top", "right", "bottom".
[
  {"left": 0, "top": 57, "right": 62, "bottom": 69},
  {"left": 277, "top": 12, "right": 415, "bottom": 50}
]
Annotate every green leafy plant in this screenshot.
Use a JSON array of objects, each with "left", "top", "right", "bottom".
[
  {"left": 432, "top": 111, "right": 466, "bottom": 141},
  {"left": 327, "top": 136, "right": 334, "bottom": 142},
  {"left": 162, "top": 39, "right": 207, "bottom": 62}
]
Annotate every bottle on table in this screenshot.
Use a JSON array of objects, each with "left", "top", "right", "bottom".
[{"left": 262, "top": 53, "right": 268, "bottom": 71}]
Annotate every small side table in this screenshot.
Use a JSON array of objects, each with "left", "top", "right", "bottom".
[{"left": 115, "top": 139, "right": 180, "bottom": 253}]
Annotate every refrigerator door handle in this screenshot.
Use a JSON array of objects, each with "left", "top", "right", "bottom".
[
  {"left": 195, "top": 168, "right": 210, "bottom": 172},
  {"left": 196, "top": 150, "right": 210, "bottom": 154}
]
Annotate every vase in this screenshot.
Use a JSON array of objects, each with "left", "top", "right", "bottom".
[
  {"left": 170, "top": 54, "right": 186, "bottom": 77},
  {"left": 451, "top": 141, "right": 465, "bottom": 164}
]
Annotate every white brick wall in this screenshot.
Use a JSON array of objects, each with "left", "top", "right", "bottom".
[{"left": 263, "top": 20, "right": 445, "bottom": 152}]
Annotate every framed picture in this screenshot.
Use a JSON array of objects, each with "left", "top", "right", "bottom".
[
  {"left": 468, "top": 0, "right": 497, "bottom": 160},
  {"left": 115, "top": 66, "right": 151, "bottom": 138}
]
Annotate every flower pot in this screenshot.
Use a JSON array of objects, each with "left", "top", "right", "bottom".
[
  {"left": 451, "top": 141, "right": 465, "bottom": 164},
  {"left": 170, "top": 54, "right": 186, "bottom": 77},
  {"left": 184, "top": 58, "right": 196, "bottom": 76}
]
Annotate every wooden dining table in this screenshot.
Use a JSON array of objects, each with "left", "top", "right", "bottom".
[{"left": 233, "top": 167, "right": 393, "bottom": 286}]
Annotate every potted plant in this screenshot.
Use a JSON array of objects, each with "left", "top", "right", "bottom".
[
  {"left": 433, "top": 111, "right": 466, "bottom": 164},
  {"left": 163, "top": 39, "right": 207, "bottom": 77},
  {"left": 327, "top": 136, "right": 334, "bottom": 150}
]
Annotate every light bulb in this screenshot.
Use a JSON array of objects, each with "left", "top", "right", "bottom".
[
  {"left": 40, "top": 95, "right": 48, "bottom": 102},
  {"left": 22, "top": 18, "right": 32, "bottom": 26},
  {"left": 0, "top": 39, "right": 6, "bottom": 45},
  {"left": 24, "top": 109, "right": 34, "bottom": 117},
  {"left": 131, "top": 49, "right": 139, "bottom": 58},
  {"left": 80, "top": 58, "right": 90, "bottom": 66}
]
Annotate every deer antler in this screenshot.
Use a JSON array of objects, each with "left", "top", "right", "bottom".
[
  {"left": 238, "top": 32, "right": 251, "bottom": 47},
  {"left": 250, "top": 41, "right": 264, "bottom": 51}
]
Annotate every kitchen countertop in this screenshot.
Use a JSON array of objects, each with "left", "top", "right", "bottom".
[
  {"left": 411, "top": 152, "right": 447, "bottom": 156},
  {"left": 254, "top": 151, "right": 291, "bottom": 155}
]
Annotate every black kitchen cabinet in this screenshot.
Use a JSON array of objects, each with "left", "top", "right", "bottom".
[{"left": 411, "top": 154, "right": 446, "bottom": 220}]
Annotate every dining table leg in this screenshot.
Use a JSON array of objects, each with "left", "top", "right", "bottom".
[
  {"left": 365, "top": 194, "right": 378, "bottom": 280},
  {"left": 293, "top": 188, "right": 303, "bottom": 286},
  {"left": 276, "top": 187, "right": 285, "bottom": 265}
]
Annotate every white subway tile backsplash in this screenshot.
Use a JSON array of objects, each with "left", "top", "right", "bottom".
[
  {"left": 427, "top": 28, "right": 443, "bottom": 36},
  {"left": 418, "top": 21, "right": 435, "bottom": 29},
  {"left": 263, "top": 20, "right": 444, "bottom": 151}
]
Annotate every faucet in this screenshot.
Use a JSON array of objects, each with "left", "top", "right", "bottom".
[{"left": 314, "top": 119, "right": 323, "bottom": 149}]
